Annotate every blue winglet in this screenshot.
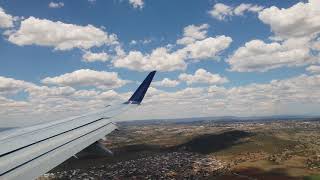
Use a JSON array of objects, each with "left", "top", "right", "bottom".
[{"left": 125, "top": 71, "right": 156, "bottom": 104}]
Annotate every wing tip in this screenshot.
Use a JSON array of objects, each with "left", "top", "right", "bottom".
[{"left": 125, "top": 71, "right": 156, "bottom": 105}]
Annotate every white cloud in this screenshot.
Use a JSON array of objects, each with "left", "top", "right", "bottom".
[
  {"left": 153, "top": 78, "right": 180, "bottom": 87},
  {"left": 7, "top": 17, "right": 118, "bottom": 50},
  {"left": 307, "top": 65, "right": 320, "bottom": 74},
  {"left": 28, "top": 86, "right": 76, "bottom": 98},
  {"left": 177, "top": 24, "right": 209, "bottom": 45},
  {"left": 142, "top": 39, "right": 152, "bottom": 44},
  {"left": 99, "top": 90, "right": 119, "bottom": 100},
  {"left": 209, "top": 3, "right": 233, "bottom": 21},
  {"left": 113, "top": 47, "right": 188, "bottom": 72},
  {"left": 228, "top": 39, "right": 315, "bottom": 72},
  {"left": 234, "top": 4, "right": 264, "bottom": 16},
  {"left": 0, "top": 75, "right": 128, "bottom": 127},
  {"left": 72, "top": 89, "right": 99, "bottom": 99},
  {"left": 129, "top": 39, "right": 152, "bottom": 45},
  {"left": 0, "top": 7, "right": 14, "bottom": 28},
  {"left": 82, "top": 51, "right": 110, "bottom": 62},
  {"left": 49, "top": 2, "right": 64, "bottom": 8},
  {"left": 129, "top": 0, "right": 144, "bottom": 9},
  {"left": 88, "top": 0, "right": 96, "bottom": 4},
  {"left": 179, "top": 69, "right": 229, "bottom": 85},
  {"left": 183, "top": 35, "right": 232, "bottom": 60},
  {"left": 130, "top": 40, "right": 137, "bottom": 45},
  {"left": 0, "top": 76, "right": 82, "bottom": 100},
  {"left": 0, "top": 76, "right": 33, "bottom": 95},
  {"left": 228, "top": 0, "right": 320, "bottom": 72},
  {"left": 113, "top": 35, "right": 231, "bottom": 72},
  {"left": 209, "top": 3, "right": 263, "bottom": 21},
  {"left": 127, "top": 73, "right": 320, "bottom": 120},
  {"left": 113, "top": 24, "right": 231, "bottom": 72},
  {"left": 0, "top": 96, "right": 29, "bottom": 109},
  {"left": 115, "top": 45, "right": 126, "bottom": 57},
  {"left": 258, "top": 0, "right": 320, "bottom": 40},
  {"left": 2, "top": 73, "right": 320, "bottom": 126},
  {"left": 41, "top": 69, "right": 127, "bottom": 89}
]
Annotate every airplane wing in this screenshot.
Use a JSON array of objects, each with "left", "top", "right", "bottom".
[{"left": 0, "top": 71, "right": 156, "bottom": 180}]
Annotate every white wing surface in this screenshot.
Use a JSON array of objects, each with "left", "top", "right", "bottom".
[{"left": 0, "top": 71, "right": 156, "bottom": 180}]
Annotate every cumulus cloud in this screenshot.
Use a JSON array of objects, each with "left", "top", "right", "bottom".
[
  {"left": 183, "top": 36, "right": 232, "bottom": 60},
  {"left": 28, "top": 86, "right": 77, "bottom": 98},
  {"left": 41, "top": 69, "right": 128, "bottom": 89},
  {"left": 307, "top": 65, "right": 320, "bottom": 74},
  {"left": 258, "top": 0, "right": 320, "bottom": 40},
  {"left": 113, "top": 23, "right": 232, "bottom": 72},
  {"left": 234, "top": 4, "right": 264, "bottom": 16},
  {"left": 49, "top": 2, "right": 64, "bottom": 8},
  {"left": 113, "top": 35, "right": 232, "bottom": 72},
  {"left": 209, "top": 3, "right": 233, "bottom": 21},
  {"left": 128, "top": 73, "right": 320, "bottom": 120},
  {"left": 99, "top": 90, "right": 120, "bottom": 100},
  {"left": 177, "top": 24, "right": 209, "bottom": 45},
  {"left": 228, "top": 0, "right": 320, "bottom": 72},
  {"left": 130, "top": 40, "right": 137, "bottom": 45},
  {"left": 0, "top": 76, "right": 33, "bottom": 95},
  {"left": 0, "top": 78, "right": 81, "bottom": 105},
  {"left": 228, "top": 38, "right": 315, "bottom": 72},
  {"left": 0, "top": 76, "right": 77, "bottom": 101},
  {"left": 0, "top": 96, "right": 29, "bottom": 109},
  {"left": 209, "top": 3, "right": 263, "bottom": 21},
  {"left": 113, "top": 47, "right": 188, "bottom": 72},
  {"left": 129, "top": 0, "right": 144, "bottom": 9},
  {"left": 0, "top": 7, "right": 14, "bottom": 28},
  {"left": 2, "top": 73, "right": 320, "bottom": 126},
  {"left": 82, "top": 51, "right": 110, "bottom": 62},
  {"left": 7, "top": 17, "right": 118, "bottom": 50},
  {"left": 179, "top": 69, "right": 229, "bottom": 85},
  {"left": 0, "top": 75, "right": 128, "bottom": 127},
  {"left": 153, "top": 78, "right": 180, "bottom": 87}
]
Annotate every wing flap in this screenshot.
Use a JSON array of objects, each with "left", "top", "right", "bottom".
[
  {"left": 0, "top": 103, "right": 128, "bottom": 157},
  {"left": 0, "top": 118, "right": 115, "bottom": 175},
  {"left": 2, "top": 122, "right": 117, "bottom": 180}
]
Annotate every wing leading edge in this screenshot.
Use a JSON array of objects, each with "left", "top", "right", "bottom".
[{"left": 0, "top": 71, "right": 156, "bottom": 180}]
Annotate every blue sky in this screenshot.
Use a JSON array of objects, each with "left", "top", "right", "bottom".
[{"left": 0, "top": 0, "right": 319, "bottom": 126}]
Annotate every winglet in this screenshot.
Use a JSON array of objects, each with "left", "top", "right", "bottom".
[{"left": 125, "top": 71, "right": 156, "bottom": 105}]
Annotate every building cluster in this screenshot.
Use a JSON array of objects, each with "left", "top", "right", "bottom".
[
  {"left": 40, "top": 152, "right": 226, "bottom": 179},
  {"left": 306, "top": 154, "right": 320, "bottom": 170}
]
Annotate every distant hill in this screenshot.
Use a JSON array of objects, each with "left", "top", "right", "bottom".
[{"left": 119, "top": 115, "right": 320, "bottom": 126}]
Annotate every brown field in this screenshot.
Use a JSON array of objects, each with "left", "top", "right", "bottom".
[{"left": 41, "top": 119, "right": 320, "bottom": 180}]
